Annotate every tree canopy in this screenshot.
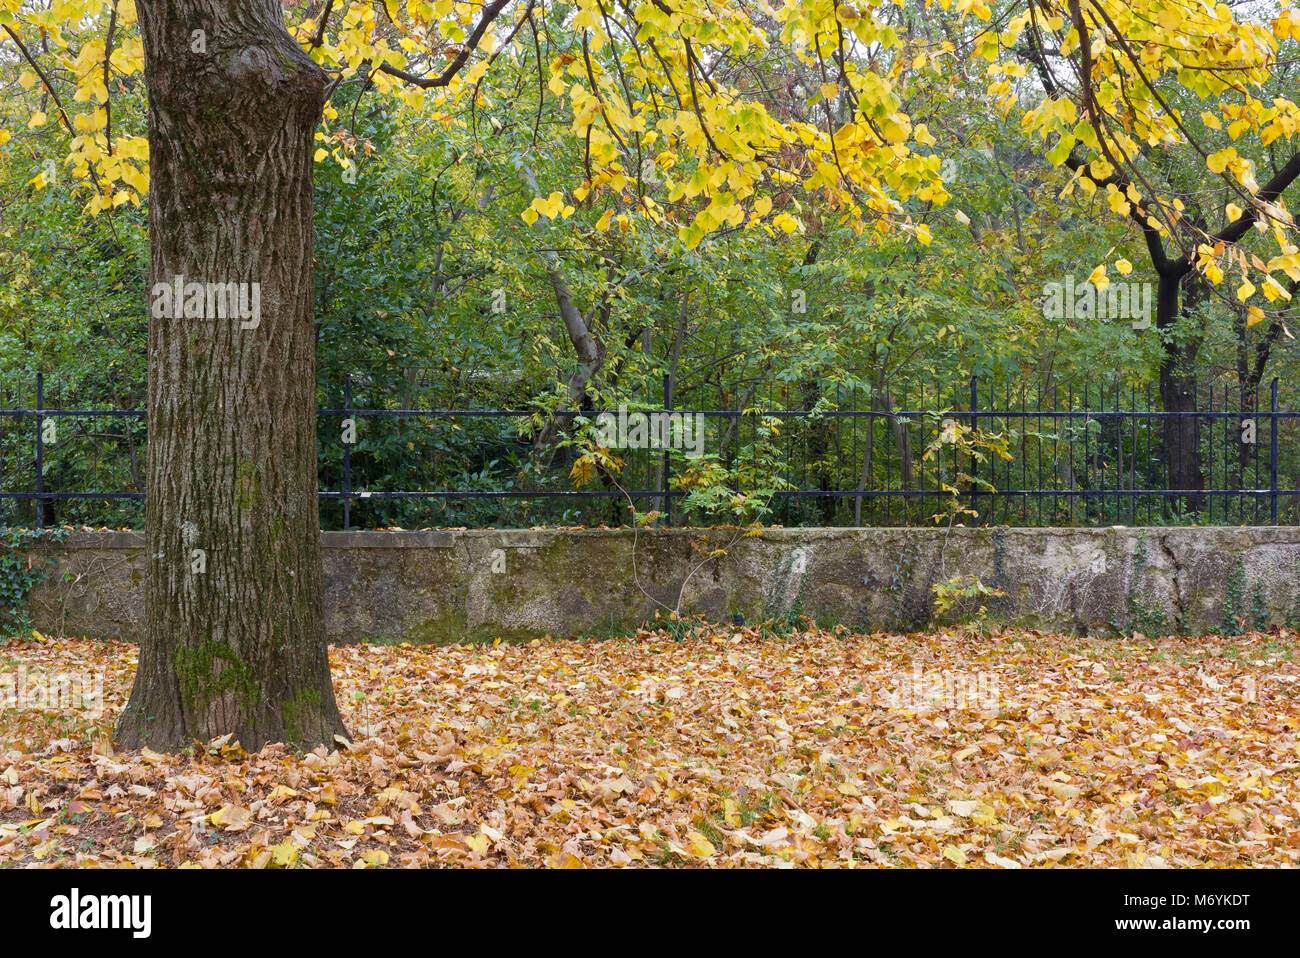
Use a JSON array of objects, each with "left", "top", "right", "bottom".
[{"left": 6, "top": 1, "right": 1300, "bottom": 531}]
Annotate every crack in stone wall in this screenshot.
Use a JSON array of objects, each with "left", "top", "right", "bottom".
[{"left": 1155, "top": 532, "right": 1188, "bottom": 622}]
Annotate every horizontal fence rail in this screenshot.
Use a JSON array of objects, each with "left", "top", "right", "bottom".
[{"left": 3, "top": 373, "right": 1299, "bottom": 530}]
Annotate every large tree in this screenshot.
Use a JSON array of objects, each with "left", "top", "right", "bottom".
[
  {"left": 1003, "top": 0, "right": 1300, "bottom": 513},
  {"left": 113, "top": 1, "right": 346, "bottom": 747}
]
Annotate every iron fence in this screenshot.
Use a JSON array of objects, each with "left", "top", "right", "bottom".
[{"left": 2, "top": 372, "right": 1299, "bottom": 529}]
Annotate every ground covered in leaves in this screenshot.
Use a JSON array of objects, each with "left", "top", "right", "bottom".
[{"left": 2, "top": 627, "right": 1299, "bottom": 867}]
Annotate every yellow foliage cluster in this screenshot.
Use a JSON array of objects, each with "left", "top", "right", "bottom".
[{"left": 2, "top": 0, "right": 1300, "bottom": 289}]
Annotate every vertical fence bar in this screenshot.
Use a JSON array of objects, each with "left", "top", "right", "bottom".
[
  {"left": 1049, "top": 381, "right": 1055, "bottom": 523},
  {"left": 1005, "top": 381, "right": 1013, "bottom": 526},
  {"left": 1205, "top": 382, "right": 1212, "bottom": 524},
  {"left": 837, "top": 384, "right": 846, "bottom": 525},
  {"left": 1027, "top": 383, "right": 1034, "bottom": 525},
  {"left": 1249, "top": 384, "right": 1257, "bottom": 523},
  {"left": 34, "top": 372, "right": 44, "bottom": 530},
  {"left": 1271, "top": 377, "right": 1279, "bottom": 525},
  {"left": 663, "top": 373, "right": 672, "bottom": 527},
  {"left": 951, "top": 379, "right": 958, "bottom": 523},
  {"left": 1253, "top": 383, "right": 1261, "bottom": 524},
  {"left": 1130, "top": 384, "right": 1137, "bottom": 526},
  {"left": 1079, "top": 380, "right": 1085, "bottom": 525},
  {"left": 1196, "top": 379, "right": 1204, "bottom": 523},
  {"left": 343, "top": 374, "right": 352, "bottom": 532}
]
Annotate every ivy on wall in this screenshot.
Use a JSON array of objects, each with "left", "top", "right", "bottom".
[{"left": 0, "top": 527, "right": 66, "bottom": 637}]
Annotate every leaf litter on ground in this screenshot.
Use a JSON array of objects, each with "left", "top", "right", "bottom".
[{"left": 1, "top": 626, "right": 1298, "bottom": 868}]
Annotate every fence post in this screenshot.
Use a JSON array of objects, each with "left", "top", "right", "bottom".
[
  {"left": 969, "top": 375, "right": 978, "bottom": 526},
  {"left": 1270, "top": 376, "right": 1279, "bottom": 525},
  {"left": 34, "top": 372, "right": 44, "bottom": 530},
  {"left": 663, "top": 373, "right": 672, "bottom": 527},
  {"left": 343, "top": 374, "right": 352, "bottom": 532}
]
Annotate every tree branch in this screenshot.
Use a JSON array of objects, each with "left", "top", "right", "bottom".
[{"left": 377, "top": 0, "right": 511, "bottom": 89}]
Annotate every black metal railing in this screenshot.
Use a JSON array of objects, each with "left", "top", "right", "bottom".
[{"left": 2, "top": 372, "right": 1298, "bottom": 529}]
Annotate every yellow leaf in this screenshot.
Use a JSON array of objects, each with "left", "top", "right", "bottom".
[
  {"left": 722, "top": 798, "right": 741, "bottom": 827},
  {"left": 686, "top": 830, "right": 717, "bottom": 858},
  {"left": 1262, "top": 276, "right": 1292, "bottom": 301},
  {"left": 984, "top": 850, "right": 1021, "bottom": 868},
  {"left": 943, "top": 845, "right": 967, "bottom": 865},
  {"left": 1207, "top": 149, "right": 1234, "bottom": 174},
  {"left": 773, "top": 213, "right": 799, "bottom": 234},
  {"left": 209, "top": 805, "right": 252, "bottom": 829},
  {"left": 271, "top": 840, "right": 299, "bottom": 866},
  {"left": 1047, "top": 782, "right": 1081, "bottom": 800}
]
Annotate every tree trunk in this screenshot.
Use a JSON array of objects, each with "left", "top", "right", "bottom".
[
  {"left": 878, "top": 386, "right": 913, "bottom": 497},
  {"left": 1160, "top": 350, "right": 1203, "bottom": 509},
  {"left": 1155, "top": 273, "right": 1205, "bottom": 517},
  {"left": 799, "top": 378, "right": 836, "bottom": 524},
  {"left": 116, "top": 0, "right": 346, "bottom": 751}
]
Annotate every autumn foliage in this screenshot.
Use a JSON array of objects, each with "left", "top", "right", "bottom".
[{"left": 2, "top": 626, "right": 1297, "bottom": 867}]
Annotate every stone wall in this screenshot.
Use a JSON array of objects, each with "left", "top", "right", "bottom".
[{"left": 19, "top": 527, "right": 1300, "bottom": 643}]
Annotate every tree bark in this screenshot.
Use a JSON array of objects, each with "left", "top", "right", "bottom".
[
  {"left": 1155, "top": 272, "right": 1205, "bottom": 517},
  {"left": 116, "top": 0, "right": 346, "bottom": 751}
]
